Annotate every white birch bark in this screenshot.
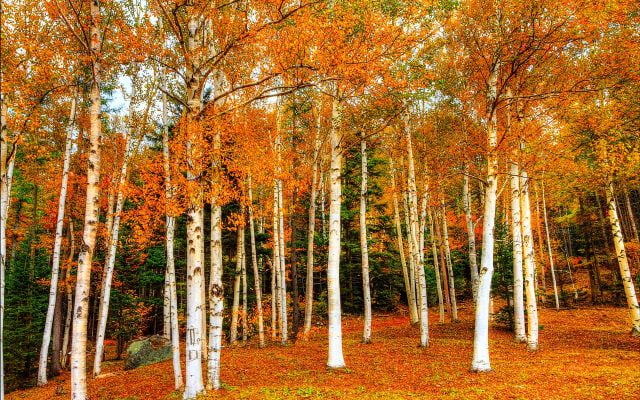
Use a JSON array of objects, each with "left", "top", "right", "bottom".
[
  {"left": 327, "top": 94, "right": 346, "bottom": 368},
  {"left": 404, "top": 115, "right": 429, "bottom": 347},
  {"left": 359, "top": 132, "right": 372, "bottom": 343},
  {"left": 303, "top": 110, "right": 322, "bottom": 337},
  {"left": 93, "top": 132, "right": 133, "bottom": 377},
  {"left": 272, "top": 184, "right": 281, "bottom": 340},
  {"left": 277, "top": 179, "right": 288, "bottom": 344},
  {"left": 162, "top": 88, "right": 183, "bottom": 389},
  {"left": 70, "top": 4, "right": 103, "bottom": 394},
  {"left": 38, "top": 94, "right": 77, "bottom": 386},
  {"left": 248, "top": 176, "right": 265, "bottom": 347},
  {"left": 471, "top": 62, "right": 499, "bottom": 372},
  {"left": 541, "top": 179, "right": 560, "bottom": 310},
  {"left": 402, "top": 192, "right": 418, "bottom": 315},
  {"left": 0, "top": 95, "right": 14, "bottom": 399},
  {"left": 207, "top": 200, "right": 224, "bottom": 390},
  {"left": 241, "top": 224, "right": 248, "bottom": 342},
  {"left": 230, "top": 215, "right": 244, "bottom": 344},
  {"left": 463, "top": 168, "right": 479, "bottom": 302},
  {"left": 520, "top": 171, "right": 539, "bottom": 349},
  {"left": 510, "top": 162, "right": 526, "bottom": 342},
  {"left": 390, "top": 161, "right": 418, "bottom": 324},
  {"left": 605, "top": 177, "right": 640, "bottom": 335},
  {"left": 428, "top": 205, "right": 445, "bottom": 324},
  {"left": 623, "top": 187, "right": 639, "bottom": 242},
  {"left": 441, "top": 199, "right": 458, "bottom": 322}
]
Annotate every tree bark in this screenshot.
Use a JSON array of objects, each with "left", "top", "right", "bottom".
[
  {"left": 471, "top": 61, "right": 499, "bottom": 372},
  {"left": 230, "top": 213, "right": 244, "bottom": 344},
  {"left": 94, "top": 132, "right": 133, "bottom": 377},
  {"left": 520, "top": 171, "right": 539, "bottom": 350},
  {"left": 326, "top": 93, "right": 346, "bottom": 368},
  {"left": 303, "top": 110, "right": 322, "bottom": 337},
  {"left": 359, "top": 132, "right": 372, "bottom": 343},
  {"left": 510, "top": 162, "right": 526, "bottom": 342},
  {"left": 605, "top": 177, "right": 640, "bottom": 335},
  {"left": 541, "top": 178, "right": 560, "bottom": 310},
  {"left": 38, "top": 94, "right": 76, "bottom": 385},
  {"left": 441, "top": 198, "right": 458, "bottom": 322},
  {"left": 463, "top": 167, "right": 479, "bottom": 302},
  {"left": 248, "top": 176, "right": 265, "bottom": 347},
  {"left": 404, "top": 115, "right": 429, "bottom": 347},
  {"left": 428, "top": 205, "right": 445, "bottom": 324},
  {"left": 390, "top": 160, "right": 418, "bottom": 324}
]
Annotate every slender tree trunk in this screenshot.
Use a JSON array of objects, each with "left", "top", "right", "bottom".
[
  {"left": 61, "top": 221, "right": 75, "bottom": 370},
  {"left": 541, "top": 179, "right": 560, "bottom": 310},
  {"left": 471, "top": 62, "right": 499, "bottom": 372},
  {"left": 390, "top": 161, "right": 418, "bottom": 323},
  {"left": 241, "top": 227, "right": 248, "bottom": 342},
  {"left": 162, "top": 89, "right": 183, "bottom": 389},
  {"left": 623, "top": 187, "right": 639, "bottom": 242},
  {"left": 70, "top": 5, "right": 103, "bottom": 394},
  {"left": 402, "top": 192, "right": 419, "bottom": 315},
  {"left": 327, "top": 93, "right": 346, "bottom": 368},
  {"left": 206, "top": 196, "right": 224, "bottom": 391},
  {"left": 520, "top": 171, "right": 539, "bottom": 350},
  {"left": 533, "top": 185, "right": 547, "bottom": 297},
  {"left": 272, "top": 185, "right": 281, "bottom": 340},
  {"left": 434, "top": 207, "right": 451, "bottom": 315},
  {"left": 510, "top": 162, "right": 526, "bottom": 342},
  {"left": 248, "top": 176, "right": 265, "bottom": 347},
  {"left": 230, "top": 214, "right": 244, "bottom": 344},
  {"left": 38, "top": 95, "right": 76, "bottom": 385},
  {"left": 277, "top": 179, "right": 288, "bottom": 345},
  {"left": 290, "top": 189, "right": 300, "bottom": 340},
  {"left": 303, "top": 111, "right": 321, "bottom": 337},
  {"left": 441, "top": 199, "right": 458, "bottom": 322},
  {"left": 94, "top": 133, "right": 133, "bottom": 377},
  {"left": 0, "top": 96, "right": 8, "bottom": 400},
  {"left": 51, "top": 276, "right": 64, "bottom": 376},
  {"left": 428, "top": 206, "right": 445, "bottom": 324},
  {"left": 359, "top": 132, "right": 372, "bottom": 343},
  {"left": 404, "top": 115, "right": 429, "bottom": 347},
  {"left": 463, "top": 167, "right": 479, "bottom": 302},
  {"left": 605, "top": 177, "right": 640, "bottom": 335}
]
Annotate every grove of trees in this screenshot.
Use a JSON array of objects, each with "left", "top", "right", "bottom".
[{"left": 1, "top": 0, "right": 639, "bottom": 399}]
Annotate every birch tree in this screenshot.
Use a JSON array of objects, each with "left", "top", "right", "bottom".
[
  {"left": 37, "top": 94, "right": 77, "bottom": 386},
  {"left": 510, "top": 162, "right": 526, "bottom": 342},
  {"left": 360, "top": 132, "right": 372, "bottom": 343}
]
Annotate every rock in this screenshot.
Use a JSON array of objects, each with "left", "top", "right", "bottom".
[{"left": 124, "top": 335, "right": 172, "bottom": 370}]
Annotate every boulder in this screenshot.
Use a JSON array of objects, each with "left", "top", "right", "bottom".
[{"left": 124, "top": 335, "right": 172, "bottom": 370}]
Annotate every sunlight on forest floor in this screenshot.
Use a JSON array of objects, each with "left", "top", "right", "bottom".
[{"left": 8, "top": 304, "right": 640, "bottom": 400}]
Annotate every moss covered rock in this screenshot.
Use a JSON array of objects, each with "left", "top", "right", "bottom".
[{"left": 124, "top": 335, "right": 172, "bottom": 370}]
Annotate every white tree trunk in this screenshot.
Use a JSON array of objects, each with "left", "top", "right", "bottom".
[
  {"left": 623, "top": 187, "right": 639, "bottom": 242},
  {"left": 303, "top": 111, "right": 322, "bottom": 337},
  {"left": 248, "top": 176, "right": 265, "bottom": 347},
  {"left": 230, "top": 215, "right": 244, "bottom": 344},
  {"left": 520, "top": 170, "right": 539, "bottom": 349},
  {"left": 541, "top": 179, "right": 560, "bottom": 310},
  {"left": 162, "top": 89, "right": 183, "bottom": 389},
  {"left": 402, "top": 192, "right": 418, "bottom": 317},
  {"left": 510, "top": 162, "right": 526, "bottom": 342},
  {"left": 71, "top": 23, "right": 102, "bottom": 398},
  {"left": 94, "top": 133, "right": 133, "bottom": 377},
  {"left": 206, "top": 199, "right": 224, "bottom": 390},
  {"left": 61, "top": 221, "right": 75, "bottom": 371},
  {"left": 428, "top": 206, "right": 445, "bottom": 324},
  {"left": 605, "top": 177, "right": 640, "bottom": 335},
  {"left": 272, "top": 184, "right": 281, "bottom": 340},
  {"left": 463, "top": 167, "right": 479, "bottom": 302},
  {"left": 241, "top": 223, "right": 248, "bottom": 342},
  {"left": 359, "top": 133, "right": 372, "bottom": 343},
  {"left": 327, "top": 94, "right": 346, "bottom": 368},
  {"left": 277, "top": 179, "right": 288, "bottom": 344},
  {"left": 441, "top": 199, "right": 458, "bottom": 322},
  {"left": 390, "top": 161, "right": 418, "bottom": 324},
  {"left": 0, "top": 94, "right": 15, "bottom": 399},
  {"left": 471, "top": 62, "right": 499, "bottom": 372},
  {"left": 38, "top": 94, "right": 76, "bottom": 386},
  {"left": 404, "top": 115, "right": 429, "bottom": 347}
]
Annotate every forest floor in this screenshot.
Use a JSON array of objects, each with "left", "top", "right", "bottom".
[{"left": 7, "top": 303, "right": 640, "bottom": 400}]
